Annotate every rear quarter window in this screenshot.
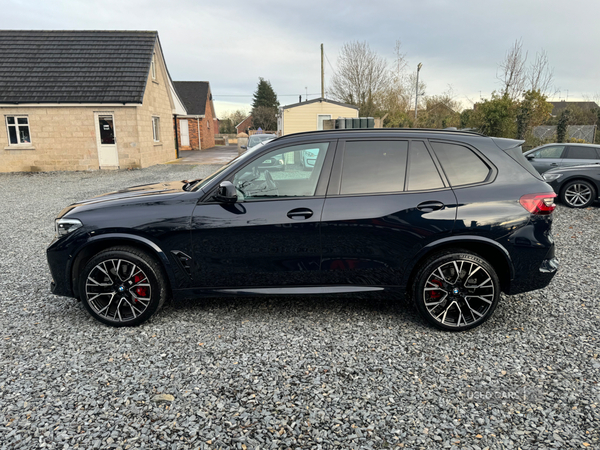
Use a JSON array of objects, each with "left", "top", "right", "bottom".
[{"left": 430, "top": 141, "right": 491, "bottom": 186}]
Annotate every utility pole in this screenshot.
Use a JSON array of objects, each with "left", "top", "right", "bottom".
[
  {"left": 321, "top": 43, "right": 325, "bottom": 99},
  {"left": 415, "top": 62, "right": 422, "bottom": 121}
]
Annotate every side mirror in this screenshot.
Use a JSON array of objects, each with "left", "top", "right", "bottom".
[
  {"left": 525, "top": 154, "right": 535, "bottom": 160},
  {"left": 215, "top": 181, "right": 237, "bottom": 203},
  {"left": 240, "top": 146, "right": 247, "bottom": 150}
]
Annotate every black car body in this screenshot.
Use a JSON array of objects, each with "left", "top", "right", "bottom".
[
  {"left": 524, "top": 143, "right": 600, "bottom": 174},
  {"left": 543, "top": 164, "right": 600, "bottom": 208},
  {"left": 47, "top": 129, "right": 559, "bottom": 330}
]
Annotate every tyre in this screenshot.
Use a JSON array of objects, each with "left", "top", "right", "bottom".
[
  {"left": 412, "top": 251, "right": 500, "bottom": 331},
  {"left": 78, "top": 246, "right": 168, "bottom": 327},
  {"left": 560, "top": 179, "right": 596, "bottom": 208}
]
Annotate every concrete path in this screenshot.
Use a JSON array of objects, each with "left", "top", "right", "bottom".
[{"left": 165, "top": 145, "right": 239, "bottom": 165}]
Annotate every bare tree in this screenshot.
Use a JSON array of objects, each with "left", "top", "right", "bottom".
[
  {"left": 497, "top": 39, "right": 528, "bottom": 100},
  {"left": 329, "top": 41, "right": 390, "bottom": 117},
  {"left": 527, "top": 50, "right": 554, "bottom": 96}
]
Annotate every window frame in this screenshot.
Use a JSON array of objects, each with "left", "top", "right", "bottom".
[
  {"left": 152, "top": 116, "right": 160, "bottom": 142},
  {"left": 327, "top": 138, "right": 451, "bottom": 197},
  {"left": 428, "top": 139, "right": 497, "bottom": 188},
  {"left": 5, "top": 115, "right": 32, "bottom": 146},
  {"left": 534, "top": 145, "right": 565, "bottom": 159},
  {"left": 200, "top": 139, "right": 338, "bottom": 203},
  {"left": 564, "top": 145, "right": 600, "bottom": 160},
  {"left": 151, "top": 54, "right": 156, "bottom": 80}
]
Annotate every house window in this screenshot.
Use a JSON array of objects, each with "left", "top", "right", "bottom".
[
  {"left": 151, "top": 54, "right": 156, "bottom": 79},
  {"left": 152, "top": 117, "right": 160, "bottom": 142},
  {"left": 6, "top": 116, "right": 31, "bottom": 145}
]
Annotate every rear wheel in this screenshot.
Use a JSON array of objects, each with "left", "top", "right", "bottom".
[
  {"left": 412, "top": 251, "right": 500, "bottom": 331},
  {"left": 560, "top": 180, "right": 596, "bottom": 208},
  {"left": 78, "top": 247, "right": 167, "bottom": 327}
]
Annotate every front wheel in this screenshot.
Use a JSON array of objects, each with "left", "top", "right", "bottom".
[
  {"left": 412, "top": 251, "right": 500, "bottom": 331},
  {"left": 560, "top": 179, "right": 596, "bottom": 208},
  {"left": 78, "top": 247, "right": 168, "bottom": 327}
]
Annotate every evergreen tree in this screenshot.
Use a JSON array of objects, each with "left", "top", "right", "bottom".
[
  {"left": 251, "top": 78, "right": 279, "bottom": 130},
  {"left": 557, "top": 109, "right": 571, "bottom": 143}
]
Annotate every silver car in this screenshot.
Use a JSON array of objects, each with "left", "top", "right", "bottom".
[{"left": 524, "top": 143, "right": 600, "bottom": 174}]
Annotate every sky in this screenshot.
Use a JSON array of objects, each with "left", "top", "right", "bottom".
[{"left": 2, "top": 0, "right": 599, "bottom": 117}]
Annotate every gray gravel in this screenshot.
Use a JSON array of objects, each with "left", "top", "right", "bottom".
[{"left": 1, "top": 164, "right": 599, "bottom": 450}]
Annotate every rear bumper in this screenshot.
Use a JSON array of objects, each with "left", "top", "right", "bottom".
[{"left": 506, "top": 254, "right": 559, "bottom": 295}]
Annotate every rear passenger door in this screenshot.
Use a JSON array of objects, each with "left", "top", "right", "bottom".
[
  {"left": 562, "top": 145, "right": 600, "bottom": 167},
  {"left": 319, "top": 139, "right": 457, "bottom": 286}
]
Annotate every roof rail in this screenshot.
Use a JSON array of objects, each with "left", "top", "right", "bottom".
[{"left": 276, "top": 128, "right": 487, "bottom": 139}]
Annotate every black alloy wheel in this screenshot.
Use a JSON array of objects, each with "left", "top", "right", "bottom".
[
  {"left": 78, "top": 247, "right": 167, "bottom": 327},
  {"left": 413, "top": 251, "right": 500, "bottom": 331},
  {"left": 561, "top": 180, "right": 596, "bottom": 208}
]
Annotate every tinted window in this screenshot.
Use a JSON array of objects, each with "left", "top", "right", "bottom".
[
  {"left": 407, "top": 141, "right": 444, "bottom": 191},
  {"left": 341, "top": 141, "right": 408, "bottom": 195},
  {"left": 534, "top": 145, "right": 564, "bottom": 158},
  {"left": 431, "top": 142, "right": 490, "bottom": 186},
  {"left": 232, "top": 143, "right": 329, "bottom": 199},
  {"left": 565, "top": 146, "right": 599, "bottom": 160}
]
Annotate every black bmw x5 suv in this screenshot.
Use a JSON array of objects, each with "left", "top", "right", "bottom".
[{"left": 47, "top": 129, "right": 558, "bottom": 331}]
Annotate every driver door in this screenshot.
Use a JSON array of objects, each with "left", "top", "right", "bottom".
[{"left": 189, "top": 141, "right": 335, "bottom": 288}]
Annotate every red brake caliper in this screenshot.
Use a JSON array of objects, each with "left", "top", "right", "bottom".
[
  {"left": 134, "top": 274, "right": 147, "bottom": 301},
  {"left": 429, "top": 279, "right": 443, "bottom": 300}
]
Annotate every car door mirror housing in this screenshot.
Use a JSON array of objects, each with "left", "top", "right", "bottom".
[
  {"left": 215, "top": 181, "right": 237, "bottom": 203},
  {"left": 526, "top": 154, "right": 535, "bottom": 160}
]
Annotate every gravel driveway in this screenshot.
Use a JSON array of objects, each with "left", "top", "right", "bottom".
[{"left": 0, "top": 165, "right": 599, "bottom": 450}]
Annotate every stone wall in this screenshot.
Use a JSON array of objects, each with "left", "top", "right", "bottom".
[{"left": 0, "top": 45, "right": 177, "bottom": 172}]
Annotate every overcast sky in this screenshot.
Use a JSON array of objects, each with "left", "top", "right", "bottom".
[{"left": 2, "top": 0, "right": 599, "bottom": 116}]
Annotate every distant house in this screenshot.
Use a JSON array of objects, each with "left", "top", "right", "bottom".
[
  {"left": 0, "top": 30, "right": 186, "bottom": 173},
  {"left": 236, "top": 115, "right": 253, "bottom": 135},
  {"left": 550, "top": 101, "right": 599, "bottom": 116},
  {"left": 278, "top": 98, "right": 359, "bottom": 136},
  {"left": 173, "top": 81, "right": 217, "bottom": 150}
]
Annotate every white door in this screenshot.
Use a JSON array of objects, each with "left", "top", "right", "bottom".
[
  {"left": 317, "top": 114, "right": 331, "bottom": 130},
  {"left": 180, "top": 119, "right": 190, "bottom": 147},
  {"left": 95, "top": 112, "right": 119, "bottom": 168}
]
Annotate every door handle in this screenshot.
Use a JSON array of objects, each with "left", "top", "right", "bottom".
[
  {"left": 287, "top": 208, "right": 313, "bottom": 220},
  {"left": 417, "top": 201, "right": 445, "bottom": 212},
  {"left": 550, "top": 163, "right": 558, "bottom": 166}
]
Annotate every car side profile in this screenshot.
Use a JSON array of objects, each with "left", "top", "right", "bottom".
[
  {"left": 47, "top": 129, "right": 559, "bottom": 331},
  {"left": 543, "top": 164, "right": 600, "bottom": 208},
  {"left": 524, "top": 143, "right": 600, "bottom": 174}
]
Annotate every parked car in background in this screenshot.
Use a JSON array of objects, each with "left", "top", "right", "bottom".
[
  {"left": 524, "top": 143, "right": 600, "bottom": 174},
  {"left": 47, "top": 129, "right": 558, "bottom": 331},
  {"left": 543, "top": 164, "right": 600, "bottom": 208},
  {"left": 243, "top": 133, "right": 277, "bottom": 152}
]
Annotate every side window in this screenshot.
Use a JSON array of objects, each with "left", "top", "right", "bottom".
[
  {"left": 431, "top": 141, "right": 491, "bottom": 186},
  {"left": 340, "top": 140, "right": 408, "bottom": 195},
  {"left": 407, "top": 141, "right": 444, "bottom": 191},
  {"left": 232, "top": 142, "right": 329, "bottom": 200},
  {"left": 565, "top": 146, "right": 598, "bottom": 159},
  {"left": 535, "top": 145, "right": 564, "bottom": 159},
  {"left": 6, "top": 116, "right": 31, "bottom": 145}
]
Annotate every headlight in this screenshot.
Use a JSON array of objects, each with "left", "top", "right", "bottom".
[
  {"left": 542, "top": 173, "right": 563, "bottom": 182},
  {"left": 55, "top": 218, "right": 83, "bottom": 237}
]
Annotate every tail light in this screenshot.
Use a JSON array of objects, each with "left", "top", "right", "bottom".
[{"left": 519, "top": 193, "right": 557, "bottom": 215}]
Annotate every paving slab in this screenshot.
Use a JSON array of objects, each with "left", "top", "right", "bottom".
[{"left": 165, "top": 145, "right": 238, "bottom": 165}]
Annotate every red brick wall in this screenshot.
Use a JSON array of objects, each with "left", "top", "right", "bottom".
[
  {"left": 174, "top": 93, "right": 216, "bottom": 151},
  {"left": 236, "top": 116, "right": 253, "bottom": 135},
  {"left": 175, "top": 117, "right": 201, "bottom": 150}
]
